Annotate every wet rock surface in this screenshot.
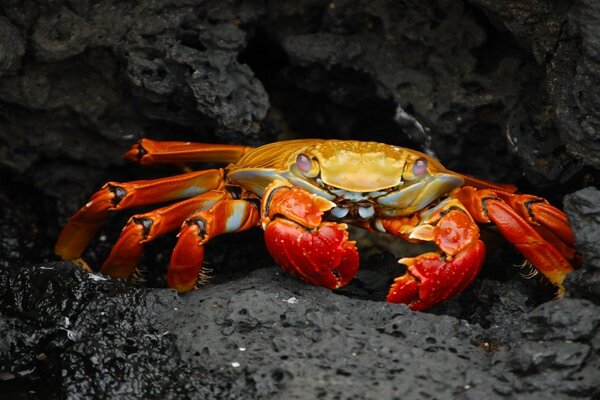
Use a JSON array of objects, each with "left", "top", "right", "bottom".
[
  {"left": 2, "top": 263, "right": 600, "bottom": 399},
  {"left": 1, "top": 0, "right": 600, "bottom": 399}
]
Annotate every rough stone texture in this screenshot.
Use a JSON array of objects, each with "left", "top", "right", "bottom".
[
  {"left": 0, "top": 0, "right": 597, "bottom": 186},
  {"left": 564, "top": 187, "right": 600, "bottom": 303},
  {"left": 552, "top": 0, "right": 600, "bottom": 168},
  {"left": 1, "top": 0, "right": 600, "bottom": 398},
  {"left": 0, "top": 16, "right": 25, "bottom": 76},
  {"left": 0, "top": 1, "right": 270, "bottom": 176},
  {"left": 2, "top": 263, "right": 599, "bottom": 399},
  {"left": 471, "top": 0, "right": 600, "bottom": 171}
]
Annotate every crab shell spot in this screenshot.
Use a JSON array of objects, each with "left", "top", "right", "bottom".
[{"left": 318, "top": 150, "right": 405, "bottom": 192}]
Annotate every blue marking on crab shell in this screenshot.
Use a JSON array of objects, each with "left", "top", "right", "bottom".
[
  {"left": 377, "top": 181, "right": 426, "bottom": 208},
  {"left": 225, "top": 202, "right": 250, "bottom": 232},
  {"left": 377, "top": 174, "right": 463, "bottom": 215},
  {"left": 195, "top": 199, "right": 219, "bottom": 213},
  {"left": 227, "top": 169, "right": 336, "bottom": 200},
  {"left": 227, "top": 169, "right": 286, "bottom": 197},
  {"left": 180, "top": 186, "right": 211, "bottom": 198},
  {"left": 327, "top": 187, "right": 370, "bottom": 201},
  {"left": 281, "top": 172, "right": 335, "bottom": 200}
]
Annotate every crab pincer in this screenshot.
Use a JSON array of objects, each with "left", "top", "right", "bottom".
[
  {"left": 384, "top": 199, "right": 486, "bottom": 311},
  {"left": 261, "top": 182, "right": 359, "bottom": 289}
]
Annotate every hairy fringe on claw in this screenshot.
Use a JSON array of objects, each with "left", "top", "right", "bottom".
[
  {"left": 130, "top": 266, "right": 147, "bottom": 285},
  {"left": 514, "top": 259, "right": 539, "bottom": 279},
  {"left": 194, "top": 264, "right": 213, "bottom": 289}
]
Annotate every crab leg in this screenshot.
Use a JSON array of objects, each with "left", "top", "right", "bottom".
[
  {"left": 168, "top": 198, "right": 260, "bottom": 292},
  {"left": 125, "top": 138, "right": 253, "bottom": 165},
  {"left": 261, "top": 181, "right": 360, "bottom": 290},
  {"left": 55, "top": 169, "right": 225, "bottom": 261},
  {"left": 494, "top": 191, "right": 576, "bottom": 256},
  {"left": 377, "top": 198, "right": 485, "bottom": 311},
  {"left": 453, "top": 186, "right": 575, "bottom": 294},
  {"left": 100, "top": 190, "right": 231, "bottom": 279}
]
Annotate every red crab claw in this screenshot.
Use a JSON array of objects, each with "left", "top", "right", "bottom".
[
  {"left": 265, "top": 219, "right": 359, "bottom": 289},
  {"left": 262, "top": 182, "right": 359, "bottom": 289},
  {"left": 385, "top": 200, "right": 486, "bottom": 311}
]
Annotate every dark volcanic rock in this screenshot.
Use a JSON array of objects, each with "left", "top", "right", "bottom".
[
  {"left": 0, "top": 1, "right": 270, "bottom": 177},
  {"left": 552, "top": 0, "right": 600, "bottom": 168},
  {"left": 564, "top": 187, "right": 600, "bottom": 302},
  {"left": 1, "top": 263, "right": 600, "bottom": 399},
  {"left": 0, "top": 16, "right": 25, "bottom": 76},
  {"left": 0, "top": 263, "right": 229, "bottom": 399},
  {"left": 1, "top": 0, "right": 597, "bottom": 187},
  {"left": 469, "top": 0, "right": 600, "bottom": 171}
]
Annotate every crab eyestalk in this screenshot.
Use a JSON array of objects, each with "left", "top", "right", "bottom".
[{"left": 261, "top": 181, "right": 360, "bottom": 289}]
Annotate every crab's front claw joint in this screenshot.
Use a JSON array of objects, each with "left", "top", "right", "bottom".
[
  {"left": 264, "top": 219, "right": 359, "bottom": 289},
  {"left": 385, "top": 204, "right": 486, "bottom": 311},
  {"left": 262, "top": 181, "right": 336, "bottom": 230}
]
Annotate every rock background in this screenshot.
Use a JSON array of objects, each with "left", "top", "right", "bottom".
[{"left": 0, "top": 0, "right": 599, "bottom": 399}]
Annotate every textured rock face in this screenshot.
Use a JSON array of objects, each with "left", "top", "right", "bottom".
[
  {"left": 2, "top": 263, "right": 600, "bottom": 399},
  {"left": 471, "top": 0, "right": 600, "bottom": 170},
  {"left": 564, "top": 187, "right": 600, "bottom": 303},
  {"left": 0, "top": 0, "right": 599, "bottom": 399},
  {"left": 0, "top": 0, "right": 595, "bottom": 185}
]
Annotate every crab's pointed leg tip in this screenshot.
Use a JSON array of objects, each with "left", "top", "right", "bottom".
[{"left": 73, "top": 258, "right": 93, "bottom": 272}]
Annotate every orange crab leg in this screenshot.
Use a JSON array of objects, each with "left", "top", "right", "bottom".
[
  {"left": 168, "top": 198, "right": 260, "bottom": 292},
  {"left": 453, "top": 186, "right": 575, "bottom": 294},
  {"left": 493, "top": 191, "right": 575, "bottom": 248},
  {"left": 379, "top": 198, "right": 485, "bottom": 311},
  {"left": 55, "top": 169, "right": 225, "bottom": 260},
  {"left": 100, "top": 190, "right": 231, "bottom": 279},
  {"left": 261, "top": 181, "right": 360, "bottom": 290},
  {"left": 125, "top": 138, "right": 253, "bottom": 165}
]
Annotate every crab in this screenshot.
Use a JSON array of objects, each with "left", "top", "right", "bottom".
[{"left": 55, "top": 139, "right": 577, "bottom": 311}]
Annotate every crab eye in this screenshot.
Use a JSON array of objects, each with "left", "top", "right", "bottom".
[
  {"left": 413, "top": 158, "right": 427, "bottom": 175},
  {"left": 296, "top": 154, "right": 312, "bottom": 173},
  {"left": 295, "top": 153, "right": 320, "bottom": 178}
]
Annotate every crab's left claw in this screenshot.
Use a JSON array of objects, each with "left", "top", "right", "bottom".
[
  {"left": 381, "top": 199, "right": 486, "bottom": 311},
  {"left": 387, "top": 240, "right": 485, "bottom": 311},
  {"left": 262, "top": 182, "right": 359, "bottom": 289}
]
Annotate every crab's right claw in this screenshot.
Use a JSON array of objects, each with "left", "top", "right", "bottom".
[
  {"left": 264, "top": 219, "right": 359, "bottom": 289},
  {"left": 261, "top": 181, "right": 359, "bottom": 289}
]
